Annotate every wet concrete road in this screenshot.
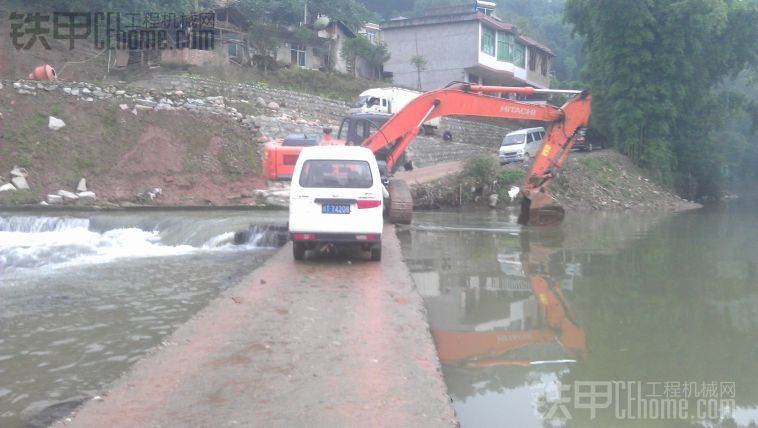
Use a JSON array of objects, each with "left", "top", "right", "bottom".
[{"left": 61, "top": 226, "right": 456, "bottom": 427}]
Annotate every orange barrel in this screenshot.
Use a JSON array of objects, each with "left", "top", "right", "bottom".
[{"left": 28, "top": 64, "right": 57, "bottom": 81}]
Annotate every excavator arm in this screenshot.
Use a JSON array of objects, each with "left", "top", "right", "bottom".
[{"left": 360, "top": 83, "right": 592, "bottom": 226}]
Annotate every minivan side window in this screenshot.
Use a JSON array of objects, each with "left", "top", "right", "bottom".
[
  {"left": 299, "top": 160, "right": 373, "bottom": 188},
  {"left": 527, "top": 133, "right": 534, "bottom": 143}
]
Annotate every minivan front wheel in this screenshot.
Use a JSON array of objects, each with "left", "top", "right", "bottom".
[{"left": 293, "top": 242, "right": 306, "bottom": 261}]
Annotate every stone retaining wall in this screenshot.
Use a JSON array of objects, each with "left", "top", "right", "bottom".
[{"left": 3, "top": 75, "right": 505, "bottom": 168}]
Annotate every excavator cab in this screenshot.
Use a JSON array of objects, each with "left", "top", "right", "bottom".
[
  {"left": 337, "top": 113, "right": 390, "bottom": 145},
  {"left": 338, "top": 113, "right": 413, "bottom": 174}
]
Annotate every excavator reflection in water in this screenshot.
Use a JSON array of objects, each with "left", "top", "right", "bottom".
[{"left": 429, "top": 232, "right": 587, "bottom": 369}]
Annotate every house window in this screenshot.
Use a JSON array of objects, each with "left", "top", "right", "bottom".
[
  {"left": 228, "top": 43, "right": 239, "bottom": 58},
  {"left": 366, "top": 30, "right": 377, "bottom": 44},
  {"left": 497, "top": 33, "right": 513, "bottom": 62},
  {"left": 290, "top": 45, "right": 306, "bottom": 67},
  {"left": 477, "top": 6, "right": 494, "bottom": 15},
  {"left": 480, "top": 26, "right": 495, "bottom": 56},
  {"left": 495, "top": 31, "right": 525, "bottom": 68},
  {"left": 540, "top": 54, "right": 549, "bottom": 76},
  {"left": 528, "top": 46, "right": 537, "bottom": 71},
  {"left": 497, "top": 31, "right": 526, "bottom": 68},
  {"left": 513, "top": 43, "right": 525, "bottom": 68}
]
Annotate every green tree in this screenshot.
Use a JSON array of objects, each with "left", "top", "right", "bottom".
[
  {"left": 565, "top": 0, "right": 758, "bottom": 199},
  {"left": 239, "top": 0, "right": 376, "bottom": 31},
  {"left": 340, "top": 35, "right": 390, "bottom": 76},
  {"left": 247, "top": 23, "right": 279, "bottom": 71},
  {"left": 410, "top": 54, "right": 427, "bottom": 90}
]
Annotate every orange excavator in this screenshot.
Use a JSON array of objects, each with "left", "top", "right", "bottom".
[{"left": 263, "top": 83, "right": 592, "bottom": 226}]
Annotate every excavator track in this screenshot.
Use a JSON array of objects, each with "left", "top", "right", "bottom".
[{"left": 387, "top": 179, "right": 413, "bottom": 224}]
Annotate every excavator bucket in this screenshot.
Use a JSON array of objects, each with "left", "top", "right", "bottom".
[{"left": 518, "top": 191, "right": 565, "bottom": 227}]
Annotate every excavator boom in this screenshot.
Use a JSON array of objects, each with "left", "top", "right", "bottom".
[{"left": 361, "top": 83, "right": 592, "bottom": 226}]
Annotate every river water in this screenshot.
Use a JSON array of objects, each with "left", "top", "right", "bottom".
[
  {"left": 0, "top": 210, "right": 286, "bottom": 427},
  {"left": 2, "top": 206, "right": 757, "bottom": 427},
  {"left": 399, "top": 204, "right": 758, "bottom": 427}
]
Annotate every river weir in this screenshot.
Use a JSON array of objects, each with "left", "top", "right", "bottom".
[{"left": 0, "top": 210, "right": 286, "bottom": 427}]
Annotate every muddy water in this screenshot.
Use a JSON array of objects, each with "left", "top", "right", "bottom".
[
  {"left": 399, "top": 204, "right": 758, "bottom": 427},
  {"left": 0, "top": 210, "right": 286, "bottom": 428}
]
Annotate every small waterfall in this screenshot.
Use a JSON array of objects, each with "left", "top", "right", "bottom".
[
  {"left": 0, "top": 216, "right": 89, "bottom": 233},
  {"left": 0, "top": 215, "right": 287, "bottom": 272},
  {"left": 230, "top": 225, "right": 288, "bottom": 248}
]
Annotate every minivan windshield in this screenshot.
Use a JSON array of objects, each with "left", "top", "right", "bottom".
[
  {"left": 299, "top": 160, "right": 373, "bottom": 188},
  {"left": 502, "top": 134, "right": 526, "bottom": 146}
]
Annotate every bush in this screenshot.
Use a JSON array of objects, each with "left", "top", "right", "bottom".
[
  {"left": 461, "top": 156, "right": 525, "bottom": 202},
  {"left": 463, "top": 156, "right": 498, "bottom": 186},
  {"left": 496, "top": 169, "right": 525, "bottom": 199}
]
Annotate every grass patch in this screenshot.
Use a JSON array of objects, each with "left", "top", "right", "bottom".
[
  {"left": 581, "top": 157, "right": 616, "bottom": 174},
  {"left": 0, "top": 190, "right": 38, "bottom": 205},
  {"left": 581, "top": 157, "right": 617, "bottom": 188},
  {"left": 175, "top": 64, "right": 382, "bottom": 102},
  {"left": 232, "top": 101, "right": 262, "bottom": 117}
]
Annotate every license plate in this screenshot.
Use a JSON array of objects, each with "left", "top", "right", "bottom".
[{"left": 322, "top": 204, "right": 350, "bottom": 214}]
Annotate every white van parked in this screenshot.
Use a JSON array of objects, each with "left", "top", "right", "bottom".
[
  {"left": 349, "top": 87, "right": 441, "bottom": 131},
  {"left": 498, "top": 127, "right": 546, "bottom": 165},
  {"left": 289, "top": 146, "right": 384, "bottom": 261}
]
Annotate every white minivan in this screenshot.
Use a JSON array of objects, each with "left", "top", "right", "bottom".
[
  {"left": 289, "top": 146, "right": 384, "bottom": 261},
  {"left": 498, "top": 127, "right": 546, "bottom": 165}
]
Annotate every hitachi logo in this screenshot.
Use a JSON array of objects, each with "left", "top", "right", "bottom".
[{"left": 500, "top": 105, "right": 537, "bottom": 116}]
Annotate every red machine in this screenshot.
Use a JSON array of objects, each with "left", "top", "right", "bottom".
[
  {"left": 262, "top": 132, "right": 343, "bottom": 180},
  {"left": 263, "top": 83, "right": 592, "bottom": 226}
]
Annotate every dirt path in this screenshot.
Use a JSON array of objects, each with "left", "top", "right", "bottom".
[
  {"left": 60, "top": 227, "right": 456, "bottom": 428},
  {"left": 395, "top": 161, "right": 463, "bottom": 185}
]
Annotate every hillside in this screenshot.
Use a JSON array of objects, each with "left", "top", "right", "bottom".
[{"left": 0, "top": 81, "right": 266, "bottom": 206}]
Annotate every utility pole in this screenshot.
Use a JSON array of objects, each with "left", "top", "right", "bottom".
[
  {"left": 415, "top": 35, "right": 420, "bottom": 90},
  {"left": 303, "top": 0, "right": 308, "bottom": 25}
]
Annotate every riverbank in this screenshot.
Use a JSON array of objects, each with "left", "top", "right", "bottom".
[
  {"left": 56, "top": 226, "right": 457, "bottom": 427},
  {"left": 1, "top": 75, "right": 697, "bottom": 213},
  {"left": 0, "top": 76, "right": 494, "bottom": 209},
  {"left": 411, "top": 150, "right": 701, "bottom": 213}
]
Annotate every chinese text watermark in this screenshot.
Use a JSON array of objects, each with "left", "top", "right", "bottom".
[
  {"left": 9, "top": 12, "right": 216, "bottom": 50},
  {"left": 533, "top": 380, "right": 736, "bottom": 421}
]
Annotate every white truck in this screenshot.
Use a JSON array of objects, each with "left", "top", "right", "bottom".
[{"left": 349, "top": 87, "right": 441, "bottom": 132}]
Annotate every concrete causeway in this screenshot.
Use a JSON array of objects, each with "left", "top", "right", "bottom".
[{"left": 60, "top": 226, "right": 457, "bottom": 427}]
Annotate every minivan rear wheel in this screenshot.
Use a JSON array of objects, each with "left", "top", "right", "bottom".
[
  {"left": 293, "top": 242, "right": 306, "bottom": 261},
  {"left": 370, "top": 247, "right": 382, "bottom": 261}
]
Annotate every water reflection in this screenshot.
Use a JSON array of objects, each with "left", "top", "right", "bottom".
[
  {"left": 400, "top": 214, "right": 590, "bottom": 428},
  {"left": 401, "top": 205, "right": 758, "bottom": 428},
  {"left": 431, "top": 233, "right": 586, "bottom": 369}
]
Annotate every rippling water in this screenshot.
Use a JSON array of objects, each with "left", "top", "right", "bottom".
[{"left": 0, "top": 210, "right": 285, "bottom": 427}]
